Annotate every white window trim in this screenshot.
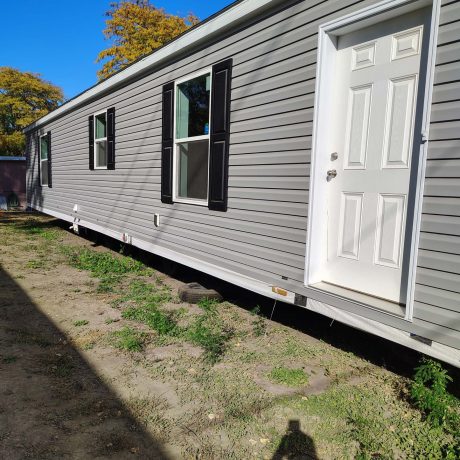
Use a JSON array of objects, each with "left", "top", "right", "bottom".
[
  {"left": 304, "top": 0, "right": 441, "bottom": 322},
  {"left": 173, "top": 68, "right": 212, "bottom": 206},
  {"left": 39, "top": 133, "right": 49, "bottom": 186},
  {"left": 93, "top": 109, "right": 108, "bottom": 170}
]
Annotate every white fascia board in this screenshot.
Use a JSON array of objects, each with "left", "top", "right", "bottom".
[{"left": 24, "top": 0, "right": 279, "bottom": 133}]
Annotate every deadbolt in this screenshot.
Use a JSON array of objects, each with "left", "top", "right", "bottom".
[
  {"left": 327, "top": 169, "right": 337, "bottom": 180},
  {"left": 331, "top": 152, "right": 338, "bottom": 161}
]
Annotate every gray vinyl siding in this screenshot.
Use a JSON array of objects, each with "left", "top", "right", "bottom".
[{"left": 26, "top": 0, "right": 460, "bottom": 351}]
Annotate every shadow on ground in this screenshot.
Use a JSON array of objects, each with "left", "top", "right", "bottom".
[{"left": 0, "top": 263, "right": 169, "bottom": 459}]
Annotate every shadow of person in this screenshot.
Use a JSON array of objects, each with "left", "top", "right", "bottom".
[{"left": 272, "top": 420, "right": 318, "bottom": 460}]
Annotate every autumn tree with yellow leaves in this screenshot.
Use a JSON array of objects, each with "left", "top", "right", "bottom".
[
  {"left": 96, "top": 0, "right": 199, "bottom": 80},
  {"left": 0, "top": 67, "right": 64, "bottom": 156}
]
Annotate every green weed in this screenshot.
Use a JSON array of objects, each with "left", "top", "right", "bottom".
[
  {"left": 186, "top": 311, "right": 233, "bottom": 363},
  {"left": 73, "top": 319, "right": 89, "bottom": 327},
  {"left": 251, "top": 306, "right": 267, "bottom": 337},
  {"left": 62, "top": 246, "right": 153, "bottom": 292},
  {"left": 269, "top": 367, "right": 309, "bottom": 386},
  {"left": 26, "top": 259, "right": 46, "bottom": 269},
  {"left": 197, "top": 297, "right": 220, "bottom": 312},
  {"left": 411, "top": 358, "right": 457, "bottom": 427},
  {"left": 2, "top": 356, "right": 17, "bottom": 364},
  {"left": 122, "top": 306, "right": 178, "bottom": 336},
  {"left": 109, "top": 326, "right": 147, "bottom": 352},
  {"left": 410, "top": 358, "right": 460, "bottom": 457}
]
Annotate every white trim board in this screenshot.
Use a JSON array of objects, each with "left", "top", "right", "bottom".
[
  {"left": 23, "top": 0, "right": 283, "bottom": 133},
  {"left": 28, "top": 203, "right": 460, "bottom": 368},
  {"left": 305, "top": 0, "right": 441, "bottom": 322}
]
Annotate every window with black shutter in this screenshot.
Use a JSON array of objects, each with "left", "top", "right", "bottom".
[
  {"left": 89, "top": 107, "right": 115, "bottom": 170},
  {"left": 161, "top": 59, "right": 232, "bottom": 210}
]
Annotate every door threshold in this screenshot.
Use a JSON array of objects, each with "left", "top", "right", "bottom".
[{"left": 311, "top": 282, "right": 406, "bottom": 317}]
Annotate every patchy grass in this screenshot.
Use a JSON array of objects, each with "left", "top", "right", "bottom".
[
  {"left": 108, "top": 327, "right": 147, "bottom": 352},
  {"left": 251, "top": 306, "right": 267, "bottom": 337},
  {"left": 269, "top": 367, "right": 309, "bottom": 387},
  {"left": 61, "top": 246, "right": 153, "bottom": 292},
  {"left": 3, "top": 214, "right": 459, "bottom": 459},
  {"left": 26, "top": 258, "right": 47, "bottom": 269},
  {"left": 73, "top": 319, "right": 89, "bottom": 327}
]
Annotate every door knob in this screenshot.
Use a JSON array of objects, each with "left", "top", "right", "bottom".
[{"left": 327, "top": 169, "right": 337, "bottom": 180}]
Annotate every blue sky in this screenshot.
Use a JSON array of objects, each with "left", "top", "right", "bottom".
[{"left": 1, "top": 1, "right": 233, "bottom": 100}]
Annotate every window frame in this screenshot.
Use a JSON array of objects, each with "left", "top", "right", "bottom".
[
  {"left": 93, "top": 109, "right": 108, "bottom": 170},
  {"left": 173, "top": 68, "right": 212, "bottom": 206},
  {"left": 39, "top": 133, "right": 49, "bottom": 187}
]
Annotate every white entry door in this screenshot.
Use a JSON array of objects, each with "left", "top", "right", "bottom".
[{"left": 323, "top": 11, "right": 428, "bottom": 303}]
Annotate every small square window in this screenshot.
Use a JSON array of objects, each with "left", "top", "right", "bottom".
[{"left": 94, "top": 111, "right": 108, "bottom": 168}]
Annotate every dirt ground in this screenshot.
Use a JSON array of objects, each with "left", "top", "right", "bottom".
[{"left": 0, "top": 212, "right": 458, "bottom": 459}]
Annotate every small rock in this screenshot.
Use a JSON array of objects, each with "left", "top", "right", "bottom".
[
  {"left": 260, "top": 438, "right": 269, "bottom": 445},
  {"left": 208, "top": 413, "right": 216, "bottom": 420},
  {"left": 130, "top": 447, "right": 140, "bottom": 453},
  {"left": 249, "top": 439, "right": 257, "bottom": 446}
]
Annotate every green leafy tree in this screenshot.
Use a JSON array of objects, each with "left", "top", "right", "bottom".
[
  {"left": 96, "top": 0, "right": 199, "bottom": 80},
  {"left": 0, "top": 67, "right": 64, "bottom": 156}
]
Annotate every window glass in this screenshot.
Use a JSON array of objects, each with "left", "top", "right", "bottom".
[
  {"left": 177, "top": 140, "right": 209, "bottom": 200},
  {"left": 40, "top": 136, "right": 49, "bottom": 160},
  {"left": 41, "top": 160, "right": 49, "bottom": 185},
  {"left": 95, "top": 113, "right": 107, "bottom": 139},
  {"left": 176, "top": 74, "right": 210, "bottom": 139},
  {"left": 95, "top": 141, "right": 107, "bottom": 168}
]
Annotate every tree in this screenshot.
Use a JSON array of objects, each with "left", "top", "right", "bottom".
[
  {"left": 96, "top": 0, "right": 199, "bottom": 80},
  {"left": 0, "top": 67, "right": 64, "bottom": 156}
]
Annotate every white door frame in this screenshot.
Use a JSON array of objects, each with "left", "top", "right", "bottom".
[{"left": 305, "top": 0, "right": 441, "bottom": 321}]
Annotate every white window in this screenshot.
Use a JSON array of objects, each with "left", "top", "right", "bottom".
[
  {"left": 94, "top": 110, "right": 108, "bottom": 169},
  {"left": 174, "top": 70, "right": 211, "bottom": 205},
  {"left": 40, "top": 134, "right": 49, "bottom": 186}
]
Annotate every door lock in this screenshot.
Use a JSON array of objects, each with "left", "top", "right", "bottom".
[{"left": 327, "top": 169, "right": 337, "bottom": 180}]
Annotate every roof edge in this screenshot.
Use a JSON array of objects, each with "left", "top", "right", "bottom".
[{"left": 24, "top": 0, "right": 280, "bottom": 133}]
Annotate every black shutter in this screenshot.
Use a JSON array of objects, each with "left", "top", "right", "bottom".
[
  {"left": 208, "top": 58, "right": 232, "bottom": 212},
  {"left": 107, "top": 107, "right": 116, "bottom": 170},
  {"left": 89, "top": 115, "right": 94, "bottom": 170},
  {"left": 161, "top": 82, "right": 174, "bottom": 204},
  {"left": 36, "top": 134, "right": 41, "bottom": 187},
  {"left": 47, "top": 131, "right": 52, "bottom": 188}
]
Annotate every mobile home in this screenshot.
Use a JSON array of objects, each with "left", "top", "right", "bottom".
[{"left": 25, "top": 0, "right": 460, "bottom": 367}]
